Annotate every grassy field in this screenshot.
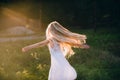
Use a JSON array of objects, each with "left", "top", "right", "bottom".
[{"left": 0, "top": 28, "right": 120, "bottom": 80}]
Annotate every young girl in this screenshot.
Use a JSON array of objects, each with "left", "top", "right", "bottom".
[{"left": 22, "top": 21, "right": 89, "bottom": 80}]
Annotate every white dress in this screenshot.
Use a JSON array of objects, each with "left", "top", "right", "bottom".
[{"left": 48, "top": 40, "right": 77, "bottom": 80}]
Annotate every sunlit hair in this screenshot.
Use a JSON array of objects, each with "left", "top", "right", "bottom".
[{"left": 46, "top": 21, "right": 87, "bottom": 57}]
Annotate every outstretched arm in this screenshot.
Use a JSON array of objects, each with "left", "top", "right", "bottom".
[{"left": 22, "top": 40, "right": 49, "bottom": 52}]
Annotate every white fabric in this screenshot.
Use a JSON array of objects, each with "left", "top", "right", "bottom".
[{"left": 48, "top": 40, "right": 77, "bottom": 80}]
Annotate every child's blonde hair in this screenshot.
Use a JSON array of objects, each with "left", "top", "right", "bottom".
[{"left": 46, "top": 21, "right": 87, "bottom": 57}]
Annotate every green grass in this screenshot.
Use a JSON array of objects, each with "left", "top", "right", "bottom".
[{"left": 0, "top": 28, "right": 120, "bottom": 80}]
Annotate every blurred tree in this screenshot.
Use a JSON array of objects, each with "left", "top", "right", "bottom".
[{"left": 0, "top": 0, "right": 119, "bottom": 30}]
